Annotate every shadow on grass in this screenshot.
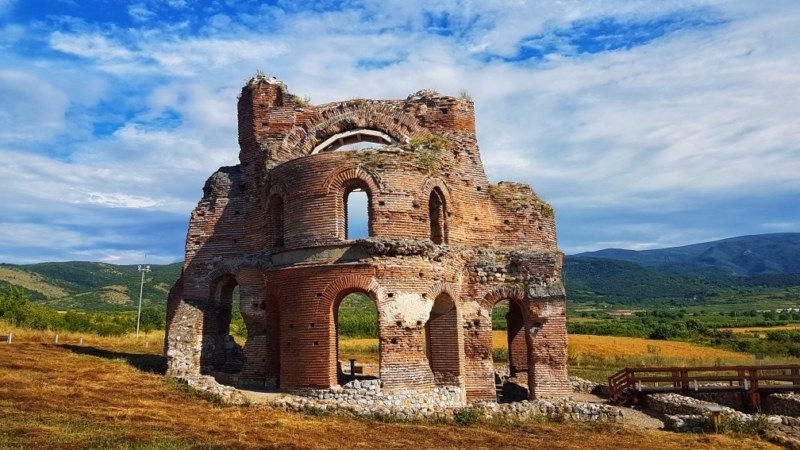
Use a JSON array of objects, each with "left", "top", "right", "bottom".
[{"left": 63, "top": 345, "right": 167, "bottom": 374}]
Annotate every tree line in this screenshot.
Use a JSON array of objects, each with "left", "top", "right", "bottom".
[{"left": 0, "top": 286, "right": 165, "bottom": 336}]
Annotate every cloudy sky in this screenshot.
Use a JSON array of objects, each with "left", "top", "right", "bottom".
[{"left": 0, "top": 0, "right": 798, "bottom": 264}]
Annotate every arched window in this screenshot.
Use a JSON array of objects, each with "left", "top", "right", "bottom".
[
  {"left": 429, "top": 187, "right": 447, "bottom": 244},
  {"left": 267, "top": 195, "right": 285, "bottom": 249},
  {"left": 343, "top": 180, "right": 371, "bottom": 240}
]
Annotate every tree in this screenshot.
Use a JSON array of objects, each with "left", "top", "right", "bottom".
[
  {"left": 139, "top": 307, "right": 165, "bottom": 332},
  {"left": 0, "top": 286, "right": 31, "bottom": 326}
]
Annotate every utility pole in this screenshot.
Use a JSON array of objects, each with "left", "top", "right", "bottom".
[{"left": 136, "top": 264, "right": 151, "bottom": 338}]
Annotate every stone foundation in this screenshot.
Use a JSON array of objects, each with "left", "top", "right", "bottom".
[{"left": 175, "top": 374, "right": 621, "bottom": 423}]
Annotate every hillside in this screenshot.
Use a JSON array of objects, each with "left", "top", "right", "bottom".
[
  {"left": 0, "top": 262, "right": 181, "bottom": 311},
  {"left": 566, "top": 233, "right": 800, "bottom": 306}
]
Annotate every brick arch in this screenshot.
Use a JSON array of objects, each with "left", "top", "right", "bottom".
[
  {"left": 418, "top": 177, "right": 454, "bottom": 208},
  {"left": 425, "top": 280, "right": 457, "bottom": 307},
  {"left": 324, "top": 167, "right": 383, "bottom": 240},
  {"left": 282, "top": 103, "right": 425, "bottom": 156},
  {"left": 206, "top": 267, "right": 270, "bottom": 327},
  {"left": 205, "top": 260, "right": 258, "bottom": 285},
  {"left": 266, "top": 179, "right": 288, "bottom": 199},
  {"left": 420, "top": 178, "right": 452, "bottom": 245},
  {"left": 480, "top": 285, "right": 528, "bottom": 318},
  {"left": 320, "top": 274, "right": 385, "bottom": 312},
  {"left": 323, "top": 166, "right": 383, "bottom": 195}
]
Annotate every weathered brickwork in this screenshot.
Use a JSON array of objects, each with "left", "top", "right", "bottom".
[{"left": 165, "top": 74, "right": 570, "bottom": 404}]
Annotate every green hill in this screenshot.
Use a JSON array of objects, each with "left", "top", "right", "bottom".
[
  {"left": 566, "top": 233, "right": 800, "bottom": 307},
  {"left": 0, "top": 262, "right": 182, "bottom": 311},
  {"left": 574, "top": 232, "right": 800, "bottom": 276}
]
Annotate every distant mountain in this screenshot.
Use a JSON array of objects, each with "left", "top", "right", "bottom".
[
  {"left": 566, "top": 233, "right": 800, "bottom": 305},
  {"left": 0, "top": 261, "right": 182, "bottom": 311},
  {"left": 574, "top": 233, "right": 800, "bottom": 277}
]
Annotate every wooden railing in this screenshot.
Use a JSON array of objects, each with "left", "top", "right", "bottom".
[{"left": 608, "top": 364, "right": 800, "bottom": 407}]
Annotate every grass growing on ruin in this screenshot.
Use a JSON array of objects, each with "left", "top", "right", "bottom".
[{"left": 0, "top": 325, "right": 778, "bottom": 450}]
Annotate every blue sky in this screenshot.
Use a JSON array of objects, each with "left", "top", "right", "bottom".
[{"left": 0, "top": 0, "right": 798, "bottom": 264}]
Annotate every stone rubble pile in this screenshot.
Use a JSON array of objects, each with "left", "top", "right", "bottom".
[
  {"left": 646, "top": 392, "right": 797, "bottom": 439},
  {"left": 569, "top": 376, "right": 600, "bottom": 393}
]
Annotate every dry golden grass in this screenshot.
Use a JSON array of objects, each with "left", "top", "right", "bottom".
[
  {"left": 723, "top": 324, "right": 800, "bottom": 334},
  {"left": 338, "top": 337, "right": 379, "bottom": 364},
  {"left": 344, "top": 332, "right": 760, "bottom": 368},
  {"left": 568, "top": 334, "right": 754, "bottom": 362},
  {"left": 0, "top": 327, "right": 780, "bottom": 449}
]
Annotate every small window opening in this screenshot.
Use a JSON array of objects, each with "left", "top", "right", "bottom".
[
  {"left": 345, "top": 188, "right": 369, "bottom": 240},
  {"left": 429, "top": 188, "right": 447, "bottom": 244}
]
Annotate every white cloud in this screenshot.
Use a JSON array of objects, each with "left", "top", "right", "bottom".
[
  {"left": 165, "top": 0, "right": 187, "bottom": 9},
  {"left": 50, "top": 31, "right": 135, "bottom": 61},
  {"left": 86, "top": 192, "right": 162, "bottom": 208},
  {"left": 128, "top": 3, "right": 156, "bottom": 23},
  {"left": 1, "top": 0, "right": 799, "bottom": 262}
]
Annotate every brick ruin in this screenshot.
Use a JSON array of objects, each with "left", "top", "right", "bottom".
[{"left": 165, "top": 74, "right": 570, "bottom": 404}]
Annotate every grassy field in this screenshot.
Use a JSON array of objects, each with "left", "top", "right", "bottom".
[
  {"left": 343, "top": 331, "right": 785, "bottom": 383},
  {"left": 566, "top": 334, "right": 770, "bottom": 382},
  {"left": 0, "top": 325, "right": 781, "bottom": 449},
  {"left": 722, "top": 324, "right": 800, "bottom": 334}
]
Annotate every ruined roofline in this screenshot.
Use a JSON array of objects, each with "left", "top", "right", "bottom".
[{"left": 242, "top": 73, "right": 472, "bottom": 111}]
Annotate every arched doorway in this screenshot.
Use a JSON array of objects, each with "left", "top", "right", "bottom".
[
  {"left": 333, "top": 291, "right": 380, "bottom": 384},
  {"left": 491, "top": 298, "right": 530, "bottom": 401},
  {"left": 201, "top": 275, "right": 245, "bottom": 380}
]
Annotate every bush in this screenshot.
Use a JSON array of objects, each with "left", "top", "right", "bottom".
[
  {"left": 492, "top": 347, "right": 509, "bottom": 364},
  {"left": 453, "top": 407, "right": 482, "bottom": 426}
]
